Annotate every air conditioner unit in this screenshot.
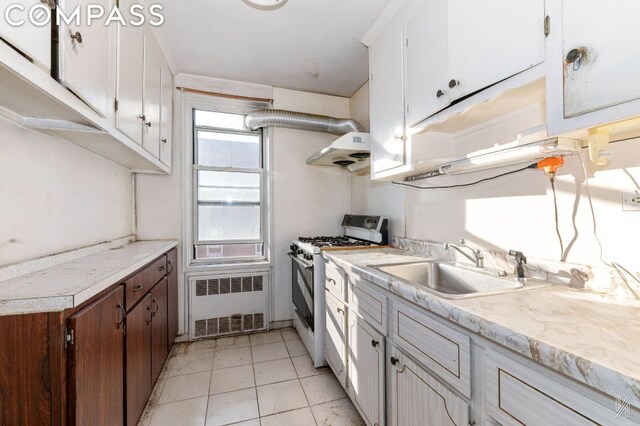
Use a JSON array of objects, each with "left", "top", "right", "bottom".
[{"left": 189, "top": 271, "right": 269, "bottom": 340}]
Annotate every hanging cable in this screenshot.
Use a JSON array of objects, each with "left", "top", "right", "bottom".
[
  {"left": 392, "top": 164, "right": 535, "bottom": 190},
  {"left": 549, "top": 177, "right": 565, "bottom": 261}
]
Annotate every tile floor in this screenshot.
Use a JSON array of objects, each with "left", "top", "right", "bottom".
[{"left": 138, "top": 328, "right": 365, "bottom": 426}]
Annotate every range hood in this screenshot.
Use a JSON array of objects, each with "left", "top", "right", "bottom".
[{"left": 306, "top": 132, "right": 370, "bottom": 171}]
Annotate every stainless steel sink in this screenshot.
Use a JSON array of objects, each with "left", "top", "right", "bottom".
[{"left": 371, "top": 261, "right": 548, "bottom": 299}]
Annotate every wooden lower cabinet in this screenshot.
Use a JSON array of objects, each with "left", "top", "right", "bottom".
[
  {"left": 348, "top": 315, "right": 385, "bottom": 426},
  {"left": 151, "top": 277, "right": 169, "bottom": 383},
  {"left": 389, "top": 347, "right": 469, "bottom": 426},
  {"left": 68, "top": 286, "right": 126, "bottom": 426},
  {"left": 126, "top": 294, "right": 154, "bottom": 426}
]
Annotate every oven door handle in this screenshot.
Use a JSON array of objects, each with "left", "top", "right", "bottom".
[{"left": 288, "top": 252, "right": 314, "bottom": 270}]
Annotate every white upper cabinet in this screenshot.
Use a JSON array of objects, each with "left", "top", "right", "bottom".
[
  {"left": 116, "top": 1, "right": 145, "bottom": 145},
  {"left": 369, "top": 12, "right": 410, "bottom": 179},
  {"left": 0, "top": 0, "right": 52, "bottom": 71},
  {"left": 57, "top": 0, "right": 112, "bottom": 117},
  {"left": 404, "top": 0, "right": 448, "bottom": 127},
  {"left": 447, "top": 0, "right": 545, "bottom": 101},
  {"left": 159, "top": 66, "right": 173, "bottom": 167},
  {"left": 142, "top": 33, "right": 162, "bottom": 159}
]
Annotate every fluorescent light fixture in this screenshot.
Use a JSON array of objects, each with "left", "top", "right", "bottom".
[{"left": 438, "top": 137, "right": 582, "bottom": 175}]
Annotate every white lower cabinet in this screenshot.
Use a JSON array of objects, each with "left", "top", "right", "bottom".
[
  {"left": 324, "top": 290, "right": 347, "bottom": 387},
  {"left": 389, "top": 346, "right": 469, "bottom": 426},
  {"left": 348, "top": 315, "right": 385, "bottom": 426}
]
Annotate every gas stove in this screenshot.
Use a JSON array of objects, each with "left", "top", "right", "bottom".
[{"left": 289, "top": 214, "right": 388, "bottom": 367}]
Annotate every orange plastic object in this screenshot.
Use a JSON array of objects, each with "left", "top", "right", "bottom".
[{"left": 537, "top": 157, "right": 565, "bottom": 176}]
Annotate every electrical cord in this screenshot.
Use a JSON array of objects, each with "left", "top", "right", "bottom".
[
  {"left": 549, "top": 176, "right": 565, "bottom": 261},
  {"left": 391, "top": 163, "right": 535, "bottom": 190}
]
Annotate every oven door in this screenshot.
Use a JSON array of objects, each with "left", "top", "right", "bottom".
[{"left": 289, "top": 252, "right": 314, "bottom": 331}]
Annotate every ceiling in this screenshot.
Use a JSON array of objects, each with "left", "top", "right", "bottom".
[{"left": 156, "top": 0, "right": 390, "bottom": 97}]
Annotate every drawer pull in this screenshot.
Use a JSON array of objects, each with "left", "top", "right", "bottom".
[
  {"left": 371, "top": 340, "right": 380, "bottom": 348},
  {"left": 326, "top": 277, "right": 335, "bottom": 284},
  {"left": 336, "top": 307, "right": 344, "bottom": 314},
  {"left": 390, "top": 357, "right": 399, "bottom": 366},
  {"left": 167, "top": 261, "right": 174, "bottom": 275},
  {"left": 146, "top": 306, "right": 153, "bottom": 325},
  {"left": 133, "top": 284, "right": 144, "bottom": 292},
  {"left": 158, "top": 265, "right": 166, "bottom": 272},
  {"left": 151, "top": 299, "right": 159, "bottom": 315},
  {"left": 116, "top": 304, "right": 125, "bottom": 329}
]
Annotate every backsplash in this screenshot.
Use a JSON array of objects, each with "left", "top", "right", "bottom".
[{"left": 393, "top": 237, "right": 640, "bottom": 301}]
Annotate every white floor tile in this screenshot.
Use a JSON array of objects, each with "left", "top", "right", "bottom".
[
  {"left": 253, "top": 358, "right": 297, "bottom": 386},
  {"left": 256, "top": 379, "right": 309, "bottom": 416},
  {"left": 250, "top": 330, "right": 283, "bottom": 346},
  {"left": 149, "top": 396, "right": 208, "bottom": 426},
  {"left": 213, "top": 345, "right": 252, "bottom": 369},
  {"left": 279, "top": 327, "right": 300, "bottom": 341},
  {"left": 251, "top": 341, "right": 289, "bottom": 363},
  {"left": 284, "top": 339, "right": 308, "bottom": 357},
  {"left": 210, "top": 364, "right": 255, "bottom": 395},
  {"left": 206, "top": 388, "right": 259, "bottom": 426},
  {"left": 311, "top": 398, "right": 365, "bottom": 426},
  {"left": 215, "top": 335, "right": 251, "bottom": 348},
  {"left": 300, "top": 373, "right": 346, "bottom": 406},
  {"left": 169, "top": 352, "right": 214, "bottom": 377},
  {"left": 160, "top": 371, "right": 211, "bottom": 404},
  {"left": 291, "top": 355, "right": 331, "bottom": 379},
  {"left": 176, "top": 339, "right": 217, "bottom": 356},
  {"left": 226, "top": 420, "right": 260, "bottom": 426},
  {"left": 260, "top": 407, "right": 316, "bottom": 426}
]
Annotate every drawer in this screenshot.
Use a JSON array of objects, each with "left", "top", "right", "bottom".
[
  {"left": 349, "top": 276, "right": 387, "bottom": 335},
  {"left": 392, "top": 301, "right": 471, "bottom": 398},
  {"left": 487, "top": 348, "right": 640, "bottom": 426},
  {"left": 125, "top": 255, "right": 167, "bottom": 311},
  {"left": 325, "top": 261, "right": 345, "bottom": 301}
]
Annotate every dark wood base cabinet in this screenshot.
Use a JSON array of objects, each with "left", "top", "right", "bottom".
[{"left": 0, "top": 247, "right": 179, "bottom": 426}]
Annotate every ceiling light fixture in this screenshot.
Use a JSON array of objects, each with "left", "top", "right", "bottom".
[{"left": 242, "top": 0, "right": 287, "bottom": 11}]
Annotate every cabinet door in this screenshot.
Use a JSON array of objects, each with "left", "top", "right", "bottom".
[
  {"left": 68, "top": 286, "right": 125, "bottom": 426},
  {"left": 116, "top": 0, "right": 144, "bottom": 144},
  {"left": 404, "top": 0, "right": 449, "bottom": 126},
  {"left": 58, "top": 0, "right": 112, "bottom": 116},
  {"left": 167, "top": 248, "right": 179, "bottom": 346},
  {"left": 159, "top": 65, "right": 173, "bottom": 166},
  {"left": 447, "top": 0, "right": 545, "bottom": 100},
  {"left": 0, "top": 0, "right": 51, "bottom": 70},
  {"left": 151, "top": 277, "right": 169, "bottom": 384},
  {"left": 142, "top": 33, "right": 162, "bottom": 158},
  {"left": 348, "top": 315, "right": 385, "bottom": 426},
  {"left": 389, "top": 347, "right": 469, "bottom": 426},
  {"left": 562, "top": 0, "right": 640, "bottom": 117},
  {"left": 324, "top": 291, "right": 347, "bottom": 387},
  {"left": 369, "top": 15, "right": 409, "bottom": 178},
  {"left": 126, "top": 294, "right": 153, "bottom": 426}
]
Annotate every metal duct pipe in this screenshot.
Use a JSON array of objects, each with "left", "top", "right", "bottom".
[{"left": 245, "top": 109, "right": 365, "bottom": 135}]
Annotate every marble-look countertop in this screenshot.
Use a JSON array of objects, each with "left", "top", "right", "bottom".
[
  {"left": 323, "top": 247, "right": 640, "bottom": 408},
  {"left": 0, "top": 240, "right": 178, "bottom": 315}
]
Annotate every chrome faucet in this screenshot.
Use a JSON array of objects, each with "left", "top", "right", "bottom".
[{"left": 444, "top": 239, "right": 484, "bottom": 268}]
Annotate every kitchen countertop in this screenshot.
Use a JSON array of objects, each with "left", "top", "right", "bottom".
[
  {"left": 323, "top": 247, "right": 640, "bottom": 408},
  {"left": 0, "top": 240, "right": 178, "bottom": 316}
]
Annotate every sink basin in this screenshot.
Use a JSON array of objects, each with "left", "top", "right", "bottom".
[{"left": 372, "top": 261, "right": 546, "bottom": 299}]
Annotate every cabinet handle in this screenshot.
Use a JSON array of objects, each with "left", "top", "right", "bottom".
[
  {"left": 448, "top": 79, "right": 459, "bottom": 89},
  {"left": 133, "top": 284, "right": 144, "bottom": 292},
  {"left": 168, "top": 261, "right": 174, "bottom": 275},
  {"left": 70, "top": 31, "right": 83, "bottom": 44},
  {"left": 158, "top": 265, "right": 166, "bottom": 272},
  {"left": 151, "top": 299, "right": 159, "bottom": 315},
  {"left": 326, "top": 277, "right": 335, "bottom": 284},
  {"left": 162, "top": 139, "right": 167, "bottom": 144},
  {"left": 371, "top": 340, "right": 379, "bottom": 348},
  {"left": 146, "top": 305, "right": 153, "bottom": 325},
  {"left": 138, "top": 115, "right": 146, "bottom": 121},
  {"left": 436, "top": 89, "right": 446, "bottom": 98},
  {"left": 116, "top": 304, "right": 125, "bottom": 329}
]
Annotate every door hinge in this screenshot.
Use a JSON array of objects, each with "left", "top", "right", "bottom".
[
  {"left": 405, "top": 38, "right": 408, "bottom": 47},
  {"left": 114, "top": 98, "right": 119, "bottom": 112},
  {"left": 406, "top": 105, "right": 410, "bottom": 114},
  {"left": 544, "top": 15, "right": 550, "bottom": 37},
  {"left": 65, "top": 328, "right": 74, "bottom": 347}
]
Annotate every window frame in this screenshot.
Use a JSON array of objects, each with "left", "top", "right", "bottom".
[{"left": 182, "top": 92, "right": 272, "bottom": 268}]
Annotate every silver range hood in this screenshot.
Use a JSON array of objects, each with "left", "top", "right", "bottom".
[{"left": 306, "top": 132, "right": 370, "bottom": 172}]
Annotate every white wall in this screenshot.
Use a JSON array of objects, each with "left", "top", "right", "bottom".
[
  {"left": 0, "top": 116, "right": 132, "bottom": 267},
  {"left": 349, "top": 82, "right": 406, "bottom": 240},
  {"left": 271, "top": 88, "right": 352, "bottom": 322}
]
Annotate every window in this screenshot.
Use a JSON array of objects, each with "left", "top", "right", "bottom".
[{"left": 192, "top": 109, "right": 266, "bottom": 262}]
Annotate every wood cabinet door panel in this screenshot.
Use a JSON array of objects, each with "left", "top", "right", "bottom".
[
  {"left": 151, "top": 277, "right": 169, "bottom": 383},
  {"left": 126, "top": 294, "right": 153, "bottom": 426},
  {"left": 68, "top": 286, "right": 125, "bottom": 426}
]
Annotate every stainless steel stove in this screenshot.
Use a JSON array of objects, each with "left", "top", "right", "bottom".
[{"left": 289, "top": 215, "right": 388, "bottom": 367}]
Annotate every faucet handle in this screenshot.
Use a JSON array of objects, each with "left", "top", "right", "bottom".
[{"left": 508, "top": 250, "right": 527, "bottom": 264}]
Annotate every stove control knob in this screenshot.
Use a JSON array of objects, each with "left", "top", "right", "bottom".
[
  {"left": 305, "top": 254, "right": 313, "bottom": 261},
  {"left": 290, "top": 244, "right": 296, "bottom": 252},
  {"left": 297, "top": 249, "right": 303, "bottom": 255}
]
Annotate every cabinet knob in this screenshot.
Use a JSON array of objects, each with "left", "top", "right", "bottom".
[
  {"left": 390, "top": 357, "right": 399, "bottom": 366},
  {"left": 394, "top": 135, "right": 404, "bottom": 141},
  {"left": 162, "top": 138, "right": 167, "bottom": 144},
  {"left": 336, "top": 307, "right": 344, "bottom": 314},
  {"left": 70, "top": 31, "right": 83, "bottom": 44},
  {"left": 566, "top": 47, "right": 586, "bottom": 71},
  {"left": 436, "top": 89, "right": 446, "bottom": 98},
  {"left": 448, "top": 79, "right": 459, "bottom": 89},
  {"left": 371, "top": 340, "right": 379, "bottom": 348},
  {"left": 145, "top": 121, "right": 152, "bottom": 128}
]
